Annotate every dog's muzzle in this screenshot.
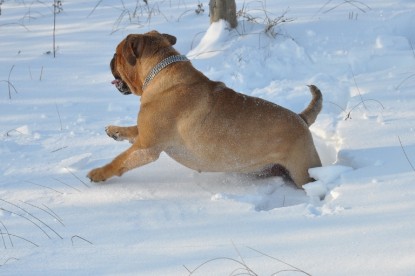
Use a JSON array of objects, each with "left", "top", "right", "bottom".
[{"left": 111, "top": 79, "right": 131, "bottom": 95}]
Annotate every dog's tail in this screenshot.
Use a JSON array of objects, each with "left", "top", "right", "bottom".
[{"left": 299, "top": 85, "right": 323, "bottom": 126}]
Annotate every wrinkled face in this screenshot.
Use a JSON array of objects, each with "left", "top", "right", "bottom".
[
  {"left": 109, "top": 31, "right": 177, "bottom": 96},
  {"left": 110, "top": 53, "right": 132, "bottom": 95}
]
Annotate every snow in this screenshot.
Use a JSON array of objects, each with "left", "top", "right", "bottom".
[{"left": 1, "top": 0, "right": 415, "bottom": 275}]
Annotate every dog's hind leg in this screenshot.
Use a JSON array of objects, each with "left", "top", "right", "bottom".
[
  {"left": 287, "top": 154, "right": 321, "bottom": 188},
  {"left": 105, "top": 125, "right": 138, "bottom": 143},
  {"left": 280, "top": 138, "right": 322, "bottom": 188},
  {"left": 87, "top": 142, "right": 161, "bottom": 182}
]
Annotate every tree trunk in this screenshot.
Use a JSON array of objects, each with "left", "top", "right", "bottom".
[{"left": 209, "top": 0, "right": 237, "bottom": 28}]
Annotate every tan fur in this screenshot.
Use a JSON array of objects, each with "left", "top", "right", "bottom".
[{"left": 87, "top": 30, "right": 322, "bottom": 188}]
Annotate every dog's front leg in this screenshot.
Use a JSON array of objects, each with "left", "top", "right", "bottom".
[
  {"left": 105, "top": 125, "right": 138, "bottom": 143},
  {"left": 87, "top": 143, "right": 161, "bottom": 182}
]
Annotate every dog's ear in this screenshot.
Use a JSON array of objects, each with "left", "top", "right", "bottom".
[
  {"left": 122, "top": 34, "right": 144, "bottom": 66},
  {"left": 162, "top": 33, "right": 177, "bottom": 46}
]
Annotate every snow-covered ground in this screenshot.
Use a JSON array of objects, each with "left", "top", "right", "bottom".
[{"left": 1, "top": 0, "right": 415, "bottom": 274}]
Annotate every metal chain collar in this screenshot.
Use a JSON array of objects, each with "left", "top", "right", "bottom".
[{"left": 142, "top": 55, "right": 189, "bottom": 90}]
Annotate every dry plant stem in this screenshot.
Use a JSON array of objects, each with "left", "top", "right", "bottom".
[
  {"left": 247, "top": 246, "right": 312, "bottom": 275},
  {"left": 322, "top": 0, "right": 371, "bottom": 14},
  {"left": 1, "top": 257, "right": 20, "bottom": 266},
  {"left": 52, "top": 177, "right": 82, "bottom": 193},
  {"left": 71, "top": 235, "right": 93, "bottom": 246},
  {"left": 346, "top": 98, "right": 384, "bottom": 119},
  {"left": 50, "top": 146, "right": 68, "bottom": 153},
  {"left": 53, "top": 3, "right": 56, "bottom": 57},
  {"left": 25, "top": 180, "right": 64, "bottom": 195},
  {"left": 20, "top": 201, "right": 65, "bottom": 227},
  {"left": 42, "top": 203, "right": 63, "bottom": 221},
  {"left": 0, "top": 221, "right": 13, "bottom": 247},
  {"left": 327, "top": 98, "right": 384, "bottom": 120},
  {"left": 29, "top": 66, "right": 33, "bottom": 80},
  {"left": 55, "top": 103, "right": 63, "bottom": 131},
  {"left": 39, "top": 66, "right": 44, "bottom": 81},
  {"left": 7, "top": 234, "right": 38, "bottom": 247},
  {"left": 232, "top": 240, "right": 256, "bottom": 275},
  {"left": 65, "top": 167, "right": 90, "bottom": 188},
  {"left": 184, "top": 257, "right": 257, "bottom": 275},
  {"left": 398, "top": 136, "right": 415, "bottom": 172},
  {"left": 396, "top": 73, "right": 415, "bottom": 90},
  {"left": 236, "top": 2, "right": 294, "bottom": 38},
  {"left": 0, "top": 207, "right": 51, "bottom": 239},
  {"left": 0, "top": 199, "right": 63, "bottom": 239},
  {"left": 1, "top": 65, "right": 18, "bottom": 99},
  {"left": 350, "top": 66, "right": 367, "bottom": 110},
  {"left": 52, "top": 1, "right": 63, "bottom": 57},
  {"left": 410, "top": 40, "right": 415, "bottom": 58},
  {"left": 87, "top": 0, "right": 104, "bottom": 18},
  {"left": 8, "top": 65, "right": 14, "bottom": 89},
  {"left": 184, "top": 244, "right": 311, "bottom": 275},
  {"left": 0, "top": 229, "right": 6, "bottom": 249},
  {"left": 0, "top": 22, "right": 29, "bottom": 31}
]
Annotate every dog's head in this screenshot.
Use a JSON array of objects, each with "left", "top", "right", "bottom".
[{"left": 110, "top": 30, "right": 177, "bottom": 96}]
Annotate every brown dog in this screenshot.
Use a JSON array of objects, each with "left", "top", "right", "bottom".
[{"left": 87, "top": 30, "right": 322, "bottom": 188}]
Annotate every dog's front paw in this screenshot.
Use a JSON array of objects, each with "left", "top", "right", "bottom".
[
  {"left": 87, "top": 167, "right": 110, "bottom": 182},
  {"left": 105, "top": 125, "right": 122, "bottom": 141}
]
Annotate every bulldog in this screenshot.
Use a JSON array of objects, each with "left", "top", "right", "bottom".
[{"left": 87, "top": 30, "right": 323, "bottom": 188}]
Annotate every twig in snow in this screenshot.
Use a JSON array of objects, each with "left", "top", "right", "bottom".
[
  {"left": 395, "top": 73, "right": 415, "bottom": 90},
  {"left": 25, "top": 180, "right": 64, "bottom": 195},
  {"left": 232, "top": 240, "right": 256, "bottom": 275},
  {"left": 87, "top": 0, "right": 104, "bottom": 18},
  {"left": 29, "top": 66, "right": 33, "bottom": 80},
  {"left": 1, "top": 65, "right": 18, "bottom": 100},
  {"left": 184, "top": 243, "right": 312, "bottom": 275},
  {"left": 0, "top": 207, "right": 51, "bottom": 239},
  {"left": 184, "top": 256, "right": 257, "bottom": 275},
  {"left": 0, "top": 257, "right": 19, "bottom": 266},
  {"left": 50, "top": 146, "right": 68, "bottom": 153},
  {"left": 409, "top": 40, "right": 415, "bottom": 59},
  {"left": 327, "top": 99, "right": 384, "bottom": 120},
  {"left": 52, "top": 177, "right": 82, "bottom": 193},
  {"left": 20, "top": 201, "right": 65, "bottom": 227},
  {"left": 42, "top": 203, "right": 63, "bottom": 222},
  {"left": 5, "top": 127, "right": 28, "bottom": 137},
  {"left": 263, "top": 9, "right": 294, "bottom": 38},
  {"left": 176, "top": 9, "right": 193, "bottom": 22},
  {"left": 0, "top": 229, "right": 6, "bottom": 249},
  {"left": 6, "top": 234, "right": 38, "bottom": 247},
  {"left": 55, "top": 103, "right": 63, "bottom": 131},
  {"left": 0, "top": 22, "right": 29, "bottom": 31},
  {"left": 52, "top": 0, "right": 63, "bottom": 58},
  {"left": 39, "top": 66, "right": 44, "bottom": 81},
  {"left": 346, "top": 98, "right": 384, "bottom": 120},
  {"left": 65, "top": 167, "right": 90, "bottom": 188},
  {"left": 398, "top": 136, "right": 415, "bottom": 172},
  {"left": 321, "top": 0, "right": 371, "bottom": 14},
  {"left": 247, "top": 246, "right": 312, "bottom": 275},
  {"left": 71, "top": 235, "right": 93, "bottom": 246},
  {"left": 327, "top": 67, "right": 386, "bottom": 119},
  {"left": 0, "top": 221, "right": 13, "bottom": 247},
  {"left": 350, "top": 66, "right": 367, "bottom": 110},
  {"left": 0, "top": 199, "right": 63, "bottom": 239},
  {"left": 235, "top": 3, "right": 294, "bottom": 38}
]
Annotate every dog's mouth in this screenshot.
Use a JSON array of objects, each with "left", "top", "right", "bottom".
[{"left": 111, "top": 79, "right": 132, "bottom": 95}]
